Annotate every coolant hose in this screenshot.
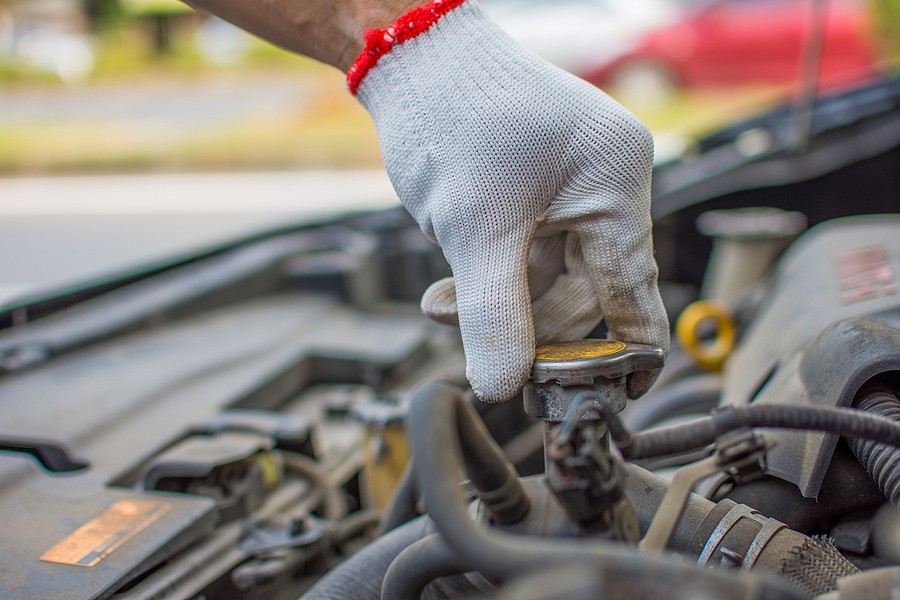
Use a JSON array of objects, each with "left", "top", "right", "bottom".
[
  {"left": 381, "top": 533, "right": 468, "bottom": 600},
  {"left": 406, "top": 382, "right": 801, "bottom": 598},
  {"left": 299, "top": 516, "right": 436, "bottom": 600},
  {"left": 850, "top": 384, "right": 900, "bottom": 506}
]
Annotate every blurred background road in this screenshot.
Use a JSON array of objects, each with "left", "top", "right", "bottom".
[
  {"left": 1, "top": 0, "right": 897, "bottom": 307},
  {"left": 0, "top": 171, "right": 397, "bottom": 305}
]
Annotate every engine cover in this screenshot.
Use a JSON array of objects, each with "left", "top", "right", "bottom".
[{"left": 722, "top": 215, "right": 900, "bottom": 498}]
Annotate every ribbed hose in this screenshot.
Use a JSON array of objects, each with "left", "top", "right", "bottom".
[
  {"left": 381, "top": 533, "right": 468, "bottom": 600},
  {"left": 299, "top": 516, "right": 436, "bottom": 600},
  {"left": 850, "top": 386, "right": 900, "bottom": 506}
]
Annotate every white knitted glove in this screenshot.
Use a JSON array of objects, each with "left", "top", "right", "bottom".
[{"left": 351, "top": 0, "right": 669, "bottom": 403}]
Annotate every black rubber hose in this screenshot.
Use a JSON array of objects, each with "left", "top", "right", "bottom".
[
  {"left": 299, "top": 516, "right": 436, "bottom": 600},
  {"left": 452, "top": 390, "right": 530, "bottom": 524},
  {"left": 406, "top": 382, "right": 801, "bottom": 599},
  {"left": 377, "top": 461, "right": 421, "bottom": 535},
  {"left": 603, "top": 403, "right": 900, "bottom": 460},
  {"left": 381, "top": 533, "right": 469, "bottom": 600},
  {"left": 850, "top": 385, "right": 900, "bottom": 506}
]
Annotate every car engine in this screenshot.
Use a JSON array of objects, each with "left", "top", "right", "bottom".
[{"left": 1, "top": 77, "right": 899, "bottom": 600}]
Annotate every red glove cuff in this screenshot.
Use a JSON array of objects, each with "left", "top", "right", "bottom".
[{"left": 347, "top": 0, "right": 466, "bottom": 95}]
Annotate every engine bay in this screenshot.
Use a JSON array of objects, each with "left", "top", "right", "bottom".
[{"left": 1, "top": 76, "right": 899, "bottom": 600}]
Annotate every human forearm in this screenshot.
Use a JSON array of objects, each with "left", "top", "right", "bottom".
[{"left": 181, "top": 0, "right": 419, "bottom": 70}]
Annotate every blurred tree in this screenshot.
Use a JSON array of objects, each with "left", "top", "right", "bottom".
[
  {"left": 83, "top": 0, "right": 123, "bottom": 30},
  {"left": 119, "top": 0, "right": 191, "bottom": 53},
  {"left": 872, "top": 0, "right": 900, "bottom": 61}
]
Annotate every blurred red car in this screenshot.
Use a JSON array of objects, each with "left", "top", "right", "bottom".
[{"left": 582, "top": 0, "right": 880, "bottom": 96}]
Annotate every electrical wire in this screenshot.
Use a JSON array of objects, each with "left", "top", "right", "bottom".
[{"left": 563, "top": 392, "right": 900, "bottom": 461}]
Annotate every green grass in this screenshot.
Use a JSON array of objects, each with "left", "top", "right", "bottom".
[
  {"left": 0, "top": 67, "right": 384, "bottom": 175},
  {"left": 0, "top": 15, "right": 788, "bottom": 175},
  {"left": 0, "top": 79, "right": 783, "bottom": 175}
]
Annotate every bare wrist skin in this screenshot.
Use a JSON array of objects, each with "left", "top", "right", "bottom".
[{"left": 181, "top": 0, "right": 421, "bottom": 71}]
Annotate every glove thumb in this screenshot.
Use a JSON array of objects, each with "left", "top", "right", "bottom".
[{"left": 421, "top": 277, "right": 460, "bottom": 327}]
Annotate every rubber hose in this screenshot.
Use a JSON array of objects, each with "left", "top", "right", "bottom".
[
  {"left": 650, "top": 345, "right": 702, "bottom": 389},
  {"left": 624, "top": 373, "right": 722, "bottom": 431},
  {"left": 381, "top": 533, "right": 469, "bottom": 600},
  {"left": 299, "top": 516, "right": 436, "bottom": 600},
  {"left": 377, "top": 461, "right": 420, "bottom": 535},
  {"left": 614, "top": 404, "right": 900, "bottom": 460},
  {"left": 406, "top": 382, "right": 800, "bottom": 597},
  {"left": 280, "top": 452, "right": 348, "bottom": 520},
  {"left": 452, "top": 391, "right": 530, "bottom": 524},
  {"left": 850, "top": 385, "right": 900, "bottom": 506}
]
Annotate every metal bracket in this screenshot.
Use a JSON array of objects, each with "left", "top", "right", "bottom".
[{"left": 640, "top": 430, "right": 770, "bottom": 551}]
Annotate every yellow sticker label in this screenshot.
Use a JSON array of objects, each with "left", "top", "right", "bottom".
[
  {"left": 535, "top": 340, "right": 626, "bottom": 361},
  {"left": 40, "top": 499, "right": 171, "bottom": 567}
]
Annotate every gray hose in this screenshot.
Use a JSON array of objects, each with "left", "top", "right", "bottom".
[
  {"left": 624, "top": 373, "right": 722, "bottom": 431},
  {"left": 381, "top": 533, "right": 469, "bottom": 600},
  {"left": 451, "top": 391, "right": 530, "bottom": 525},
  {"left": 299, "top": 516, "right": 437, "bottom": 600},
  {"left": 850, "top": 384, "right": 900, "bottom": 506}
]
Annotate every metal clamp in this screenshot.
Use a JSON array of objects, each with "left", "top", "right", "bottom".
[
  {"left": 640, "top": 430, "right": 771, "bottom": 551},
  {"left": 696, "top": 504, "right": 787, "bottom": 571}
]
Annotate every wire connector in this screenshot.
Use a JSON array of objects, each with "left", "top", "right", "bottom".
[
  {"left": 547, "top": 421, "right": 639, "bottom": 541},
  {"left": 714, "top": 428, "right": 771, "bottom": 485}
]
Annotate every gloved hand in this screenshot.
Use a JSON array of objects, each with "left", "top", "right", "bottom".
[{"left": 351, "top": 0, "right": 669, "bottom": 403}]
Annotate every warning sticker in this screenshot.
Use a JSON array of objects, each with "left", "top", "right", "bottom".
[
  {"left": 535, "top": 340, "right": 626, "bottom": 361},
  {"left": 40, "top": 499, "right": 171, "bottom": 567}
]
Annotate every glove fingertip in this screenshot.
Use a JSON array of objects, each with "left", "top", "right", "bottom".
[
  {"left": 421, "top": 277, "right": 460, "bottom": 327},
  {"left": 626, "top": 368, "right": 662, "bottom": 400},
  {"left": 467, "top": 359, "right": 532, "bottom": 404}
]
